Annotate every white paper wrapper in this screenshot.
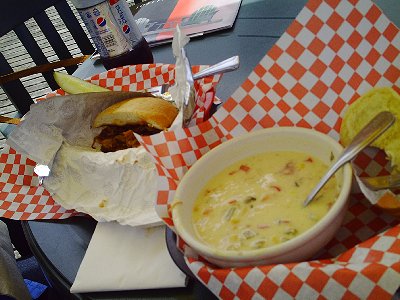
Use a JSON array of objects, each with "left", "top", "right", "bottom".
[
  {"left": 170, "top": 25, "right": 190, "bottom": 111},
  {"left": 45, "top": 143, "right": 159, "bottom": 226},
  {"left": 6, "top": 92, "right": 163, "bottom": 227},
  {"left": 352, "top": 153, "right": 399, "bottom": 205},
  {"left": 169, "top": 26, "right": 192, "bottom": 130},
  {"left": 356, "top": 176, "right": 394, "bottom": 204}
]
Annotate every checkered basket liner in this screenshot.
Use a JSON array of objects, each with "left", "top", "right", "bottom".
[
  {"left": 0, "top": 146, "right": 78, "bottom": 219},
  {"left": 0, "top": 63, "right": 222, "bottom": 220},
  {"left": 136, "top": 0, "right": 400, "bottom": 298}
]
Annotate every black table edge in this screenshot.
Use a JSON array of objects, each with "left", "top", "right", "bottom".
[{"left": 22, "top": 221, "right": 85, "bottom": 300}]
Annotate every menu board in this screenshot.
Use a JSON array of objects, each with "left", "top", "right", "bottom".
[{"left": 130, "top": 0, "right": 242, "bottom": 46}]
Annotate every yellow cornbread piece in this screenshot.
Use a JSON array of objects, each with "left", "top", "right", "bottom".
[{"left": 340, "top": 87, "right": 400, "bottom": 173}]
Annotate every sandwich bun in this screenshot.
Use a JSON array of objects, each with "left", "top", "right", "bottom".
[
  {"left": 93, "top": 95, "right": 178, "bottom": 130},
  {"left": 340, "top": 87, "right": 400, "bottom": 173},
  {"left": 92, "top": 94, "right": 178, "bottom": 152}
]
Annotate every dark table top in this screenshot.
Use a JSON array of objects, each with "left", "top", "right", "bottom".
[{"left": 22, "top": 0, "right": 400, "bottom": 299}]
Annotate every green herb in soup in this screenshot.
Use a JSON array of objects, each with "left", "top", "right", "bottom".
[{"left": 192, "top": 151, "right": 340, "bottom": 251}]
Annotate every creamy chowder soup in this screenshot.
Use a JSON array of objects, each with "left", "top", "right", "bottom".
[{"left": 192, "top": 151, "right": 340, "bottom": 252}]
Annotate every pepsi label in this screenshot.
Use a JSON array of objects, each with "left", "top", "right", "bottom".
[
  {"left": 78, "top": 0, "right": 141, "bottom": 59},
  {"left": 109, "top": 0, "right": 142, "bottom": 45}
]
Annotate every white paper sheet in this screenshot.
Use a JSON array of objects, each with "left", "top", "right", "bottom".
[
  {"left": 71, "top": 222, "right": 187, "bottom": 293},
  {"left": 6, "top": 92, "right": 163, "bottom": 227}
]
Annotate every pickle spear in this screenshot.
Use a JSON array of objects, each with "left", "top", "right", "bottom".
[{"left": 54, "top": 72, "right": 110, "bottom": 94}]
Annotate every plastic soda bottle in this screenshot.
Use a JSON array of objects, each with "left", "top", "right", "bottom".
[{"left": 70, "top": 0, "right": 154, "bottom": 70}]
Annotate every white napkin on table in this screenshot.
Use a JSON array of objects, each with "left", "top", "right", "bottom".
[{"left": 71, "top": 222, "right": 187, "bottom": 293}]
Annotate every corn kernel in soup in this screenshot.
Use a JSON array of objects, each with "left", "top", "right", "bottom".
[{"left": 192, "top": 151, "right": 340, "bottom": 251}]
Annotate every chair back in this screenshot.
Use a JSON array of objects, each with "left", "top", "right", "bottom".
[{"left": 0, "top": 0, "right": 95, "bottom": 115}]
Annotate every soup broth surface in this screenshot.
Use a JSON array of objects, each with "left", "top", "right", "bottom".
[{"left": 192, "top": 151, "right": 340, "bottom": 251}]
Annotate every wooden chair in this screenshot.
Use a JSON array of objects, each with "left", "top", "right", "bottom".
[{"left": 0, "top": 0, "right": 95, "bottom": 115}]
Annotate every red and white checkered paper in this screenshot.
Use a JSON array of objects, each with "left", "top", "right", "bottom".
[
  {"left": 136, "top": 0, "right": 400, "bottom": 298},
  {"left": 0, "top": 63, "right": 222, "bottom": 220}
]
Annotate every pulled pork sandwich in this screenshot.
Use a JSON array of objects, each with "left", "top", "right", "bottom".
[{"left": 92, "top": 94, "right": 178, "bottom": 152}]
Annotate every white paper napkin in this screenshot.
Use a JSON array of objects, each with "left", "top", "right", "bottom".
[{"left": 71, "top": 222, "right": 187, "bottom": 293}]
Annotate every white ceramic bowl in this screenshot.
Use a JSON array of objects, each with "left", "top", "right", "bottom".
[{"left": 172, "top": 127, "right": 352, "bottom": 268}]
